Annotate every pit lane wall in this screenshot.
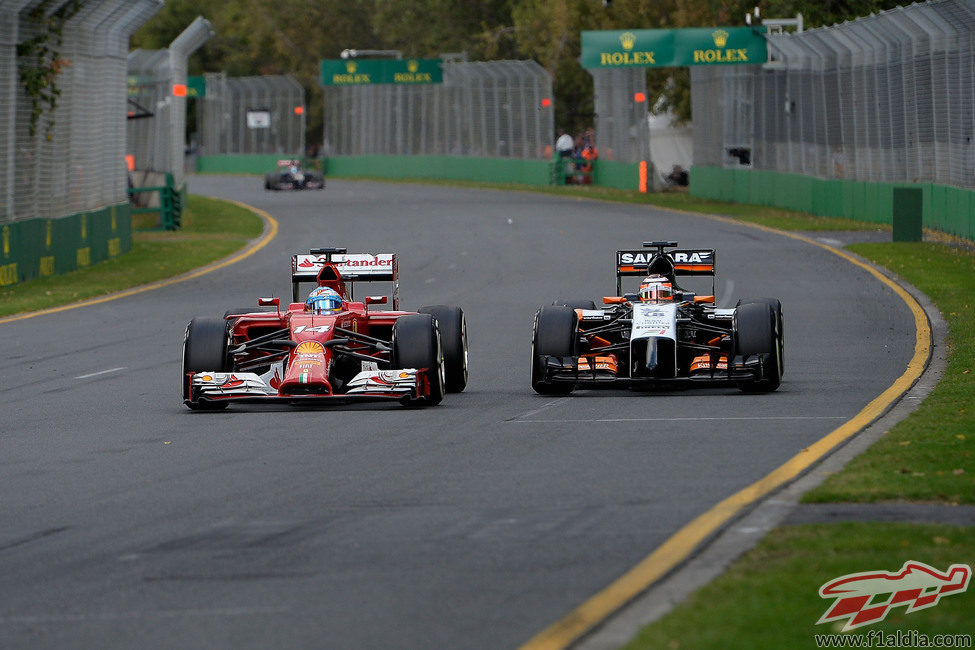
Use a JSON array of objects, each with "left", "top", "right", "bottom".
[
  {"left": 0, "top": 204, "right": 131, "bottom": 287},
  {"left": 196, "top": 154, "right": 642, "bottom": 190},
  {"left": 690, "top": 166, "right": 975, "bottom": 242}
]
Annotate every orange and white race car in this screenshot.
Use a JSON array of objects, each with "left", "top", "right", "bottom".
[{"left": 530, "top": 241, "right": 783, "bottom": 395}]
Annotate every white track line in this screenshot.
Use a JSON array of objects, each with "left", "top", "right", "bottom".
[
  {"left": 74, "top": 367, "right": 126, "bottom": 380},
  {"left": 509, "top": 398, "right": 569, "bottom": 421}
]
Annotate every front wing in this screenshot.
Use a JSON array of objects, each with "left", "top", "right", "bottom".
[
  {"left": 186, "top": 368, "right": 431, "bottom": 406},
  {"left": 535, "top": 353, "right": 768, "bottom": 388}
]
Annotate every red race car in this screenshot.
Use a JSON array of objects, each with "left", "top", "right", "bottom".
[{"left": 182, "top": 247, "right": 467, "bottom": 410}]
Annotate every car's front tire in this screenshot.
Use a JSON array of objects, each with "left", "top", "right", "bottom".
[
  {"left": 739, "top": 298, "right": 784, "bottom": 373},
  {"left": 419, "top": 305, "right": 468, "bottom": 393},
  {"left": 182, "top": 317, "right": 231, "bottom": 410},
  {"left": 531, "top": 305, "right": 578, "bottom": 395},
  {"left": 392, "top": 314, "right": 444, "bottom": 406},
  {"left": 734, "top": 301, "right": 782, "bottom": 392}
]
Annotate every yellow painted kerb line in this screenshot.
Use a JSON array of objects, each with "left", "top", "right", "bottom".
[
  {"left": 520, "top": 214, "right": 931, "bottom": 650},
  {"left": 0, "top": 199, "right": 278, "bottom": 325}
]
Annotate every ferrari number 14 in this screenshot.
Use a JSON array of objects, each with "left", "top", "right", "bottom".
[{"left": 182, "top": 247, "right": 468, "bottom": 410}]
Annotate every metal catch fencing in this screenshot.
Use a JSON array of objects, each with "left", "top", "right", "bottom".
[
  {"left": 692, "top": 0, "right": 975, "bottom": 188},
  {"left": 323, "top": 60, "right": 554, "bottom": 160},
  {"left": 126, "top": 16, "right": 212, "bottom": 191},
  {"left": 199, "top": 74, "right": 305, "bottom": 156},
  {"left": 590, "top": 67, "right": 650, "bottom": 164},
  {"left": 127, "top": 49, "right": 172, "bottom": 181},
  {"left": 1, "top": 0, "right": 161, "bottom": 223}
]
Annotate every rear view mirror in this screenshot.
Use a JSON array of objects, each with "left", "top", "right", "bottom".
[
  {"left": 365, "top": 296, "right": 388, "bottom": 306},
  {"left": 258, "top": 297, "right": 280, "bottom": 307}
]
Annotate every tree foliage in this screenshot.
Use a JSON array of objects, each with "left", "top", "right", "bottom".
[{"left": 131, "top": 0, "right": 910, "bottom": 145}]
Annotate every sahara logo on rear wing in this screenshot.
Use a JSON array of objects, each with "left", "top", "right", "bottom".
[
  {"left": 616, "top": 249, "right": 715, "bottom": 277},
  {"left": 292, "top": 253, "right": 398, "bottom": 282}
]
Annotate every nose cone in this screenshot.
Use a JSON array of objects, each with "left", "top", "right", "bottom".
[{"left": 280, "top": 338, "right": 332, "bottom": 395}]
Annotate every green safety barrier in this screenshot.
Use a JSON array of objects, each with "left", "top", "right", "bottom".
[
  {"left": 689, "top": 166, "right": 975, "bottom": 242},
  {"left": 197, "top": 154, "right": 648, "bottom": 192},
  {"left": 0, "top": 203, "right": 132, "bottom": 287},
  {"left": 128, "top": 173, "right": 184, "bottom": 230}
]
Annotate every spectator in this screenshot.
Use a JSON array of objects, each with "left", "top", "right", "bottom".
[
  {"left": 578, "top": 137, "right": 598, "bottom": 184},
  {"left": 556, "top": 132, "right": 574, "bottom": 158},
  {"left": 665, "top": 164, "right": 689, "bottom": 186}
]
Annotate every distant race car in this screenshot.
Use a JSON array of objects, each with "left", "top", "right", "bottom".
[
  {"left": 264, "top": 159, "right": 325, "bottom": 190},
  {"left": 182, "top": 247, "right": 467, "bottom": 409},
  {"left": 530, "top": 241, "right": 784, "bottom": 395}
]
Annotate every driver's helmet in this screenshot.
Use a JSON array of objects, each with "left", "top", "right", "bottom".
[
  {"left": 305, "top": 286, "right": 343, "bottom": 313},
  {"left": 639, "top": 275, "right": 674, "bottom": 303},
  {"left": 289, "top": 165, "right": 299, "bottom": 175}
]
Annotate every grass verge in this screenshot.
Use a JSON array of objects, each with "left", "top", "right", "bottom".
[
  {"left": 622, "top": 523, "right": 973, "bottom": 650},
  {"left": 0, "top": 195, "right": 263, "bottom": 318}
]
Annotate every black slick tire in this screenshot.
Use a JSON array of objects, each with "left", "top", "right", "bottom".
[
  {"left": 392, "top": 314, "right": 444, "bottom": 406},
  {"left": 418, "top": 305, "right": 468, "bottom": 393},
  {"left": 222, "top": 305, "right": 276, "bottom": 320},
  {"left": 738, "top": 298, "right": 784, "bottom": 373},
  {"left": 555, "top": 298, "right": 597, "bottom": 311},
  {"left": 182, "top": 317, "right": 230, "bottom": 410},
  {"left": 531, "top": 305, "right": 578, "bottom": 395},
  {"left": 734, "top": 301, "right": 782, "bottom": 392}
]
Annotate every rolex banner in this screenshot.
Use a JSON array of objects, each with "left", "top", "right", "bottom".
[
  {"left": 320, "top": 58, "right": 443, "bottom": 86},
  {"left": 581, "top": 27, "right": 767, "bottom": 69}
]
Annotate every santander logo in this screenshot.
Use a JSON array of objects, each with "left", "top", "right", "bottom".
[{"left": 337, "top": 257, "right": 392, "bottom": 267}]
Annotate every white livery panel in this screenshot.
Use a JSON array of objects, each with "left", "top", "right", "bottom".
[{"left": 630, "top": 302, "right": 678, "bottom": 342}]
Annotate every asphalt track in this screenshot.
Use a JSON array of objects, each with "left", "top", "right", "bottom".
[{"left": 0, "top": 176, "right": 917, "bottom": 649}]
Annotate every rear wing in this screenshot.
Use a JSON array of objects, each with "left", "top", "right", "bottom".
[
  {"left": 291, "top": 248, "right": 399, "bottom": 308},
  {"left": 616, "top": 243, "right": 715, "bottom": 295}
]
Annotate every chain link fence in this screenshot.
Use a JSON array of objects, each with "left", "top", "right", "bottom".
[
  {"left": 200, "top": 74, "right": 305, "bottom": 156},
  {"left": 591, "top": 67, "right": 650, "bottom": 164},
  {"left": 323, "top": 60, "right": 553, "bottom": 160},
  {"left": 1, "top": 0, "right": 161, "bottom": 223},
  {"left": 692, "top": 0, "right": 975, "bottom": 188}
]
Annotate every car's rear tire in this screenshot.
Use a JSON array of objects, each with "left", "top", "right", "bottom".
[
  {"left": 182, "top": 317, "right": 231, "bottom": 410},
  {"left": 531, "top": 305, "right": 578, "bottom": 395},
  {"left": 418, "top": 305, "right": 468, "bottom": 393},
  {"left": 222, "top": 305, "right": 276, "bottom": 320},
  {"left": 734, "top": 301, "right": 782, "bottom": 392},
  {"left": 555, "top": 298, "right": 597, "bottom": 311},
  {"left": 392, "top": 314, "right": 444, "bottom": 406}
]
